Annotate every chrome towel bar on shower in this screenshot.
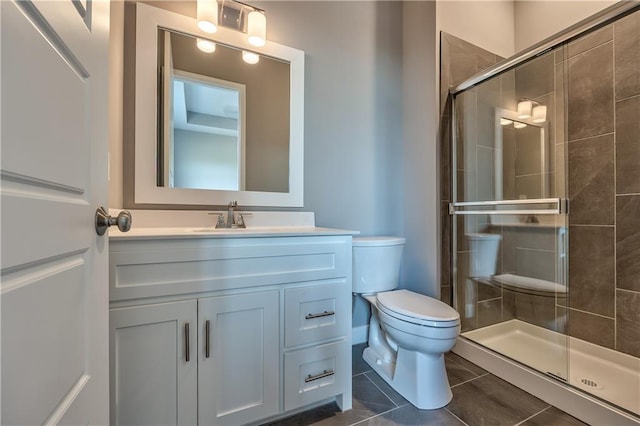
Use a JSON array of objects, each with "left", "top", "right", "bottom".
[{"left": 448, "top": 198, "right": 569, "bottom": 216}]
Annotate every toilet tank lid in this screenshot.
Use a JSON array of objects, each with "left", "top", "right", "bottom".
[
  {"left": 353, "top": 236, "right": 406, "bottom": 247},
  {"left": 465, "top": 233, "right": 501, "bottom": 240}
]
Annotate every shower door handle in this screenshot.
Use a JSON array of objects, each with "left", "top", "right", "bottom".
[{"left": 449, "top": 198, "right": 569, "bottom": 216}]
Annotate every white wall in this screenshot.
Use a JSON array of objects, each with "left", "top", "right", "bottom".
[
  {"left": 259, "top": 1, "right": 405, "bottom": 331},
  {"left": 402, "top": 1, "right": 439, "bottom": 300},
  {"left": 436, "top": 1, "right": 515, "bottom": 59},
  {"left": 514, "top": 1, "right": 617, "bottom": 52}
]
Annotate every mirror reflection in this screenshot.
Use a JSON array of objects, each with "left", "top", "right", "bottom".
[
  {"left": 498, "top": 108, "right": 550, "bottom": 201},
  {"left": 157, "top": 28, "right": 291, "bottom": 193}
]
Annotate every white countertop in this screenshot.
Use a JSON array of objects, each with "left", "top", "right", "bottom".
[{"left": 109, "top": 226, "right": 358, "bottom": 240}]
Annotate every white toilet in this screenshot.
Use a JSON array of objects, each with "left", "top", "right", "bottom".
[{"left": 353, "top": 236, "right": 460, "bottom": 410}]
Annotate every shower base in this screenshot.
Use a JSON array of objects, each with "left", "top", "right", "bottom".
[{"left": 461, "top": 320, "right": 639, "bottom": 421}]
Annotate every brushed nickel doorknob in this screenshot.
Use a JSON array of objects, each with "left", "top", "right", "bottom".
[{"left": 95, "top": 207, "right": 132, "bottom": 235}]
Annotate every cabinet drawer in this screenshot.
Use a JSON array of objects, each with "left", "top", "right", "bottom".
[
  {"left": 284, "top": 281, "right": 349, "bottom": 347},
  {"left": 284, "top": 341, "right": 347, "bottom": 411}
]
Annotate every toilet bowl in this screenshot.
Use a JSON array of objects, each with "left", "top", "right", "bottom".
[{"left": 353, "top": 237, "right": 460, "bottom": 409}]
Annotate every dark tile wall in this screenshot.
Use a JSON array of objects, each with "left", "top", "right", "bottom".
[
  {"left": 439, "top": 32, "right": 503, "bottom": 308},
  {"left": 564, "top": 10, "right": 640, "bottom": 357},
  {"left": 440, "top": 9, "right": 640, "bottom": 359}
]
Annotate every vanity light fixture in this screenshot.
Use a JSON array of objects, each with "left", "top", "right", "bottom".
[
  {"left": 532, "top": 105, "right": 547, "bottom": 123},
  {"left": 513, "top": 121, "right": 527, "bottom": 129},
  {"left": 242, "top": 50, "right": 260, "bottom": 64},
  {"left": 197, "top": 0, "right": 219, "bottom": 33},
  {"left": 517, "top": 100, "right": 533, "bottom": 119},
  {"left": 247, "top": 10, "right": 266, "bottom": 47},
  {"left": 500, "top": 118, "right": 513, "bottom": 126},
  {"left": 196, "top": 38, "right": 216, "bottom": 53}
]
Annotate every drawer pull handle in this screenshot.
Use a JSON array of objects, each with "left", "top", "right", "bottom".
[
  {"left": 305, "top": 311, "right": 335, "bottom": 320},
  {"left": 185, "top": 323, "right": 190, "bottom": 363},
  {"left": 305, "top": 369, "right": 335, "bottom": 383},
  {"left": 205, "top": 320, "right": 210, "bottom": 358}
]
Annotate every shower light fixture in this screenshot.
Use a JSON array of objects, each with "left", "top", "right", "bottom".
[
  {"left": 532, "top": 105, "right": 547, "bottom": 123},
  {"left": 500, "top": 118, "right": 513, "bottom": 126},
  {"left": 196, "top": 38, "right": 216, "bottom": 53},
  {"left": 242, "top": 51, "right": 260, "bottom": 64},
  {"left": 197, "top": 0, "right": 218, "bottom": 33},
  {"left": 514, "top": 121, "right": 527, "bottom": 129},
  {"left": 517, "top": 101, "right": 533, "bottom": 119}
]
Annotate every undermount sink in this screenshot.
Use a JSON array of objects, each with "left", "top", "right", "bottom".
[
  {"left": 188, "top": 226, "right": 317, "bottom": 233},
  {"left": 189, "top": 227, "right": 249, "bottom": 232}
]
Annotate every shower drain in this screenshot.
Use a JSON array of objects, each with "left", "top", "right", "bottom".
[{"left": 579, "top": 377, "right": 603, "bottom": 390}]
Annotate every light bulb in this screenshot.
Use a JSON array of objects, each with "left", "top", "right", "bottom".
[
  {"left": 242, "top": 51, "right": 260, "bottom": 64},
  {"left": 514, "top": 121, "right": 527, "bottom": 129},
  {"left": 196, "top": 38, "right": 216, "bottom": 53},
  {"left": 247, "top": 11, "right": 266, "bottom": 47},
  {"left": 197, "top": 0, "right": 218, "bottom": 34},
  {"left": 532, "top": 105, "right": 547, "bottom": 123},
  {"left": 517, "top": 101, "right": 532, "bottom": 119},
  {"left": 500, "top": 118, "right": 513, "bottom": 126}
]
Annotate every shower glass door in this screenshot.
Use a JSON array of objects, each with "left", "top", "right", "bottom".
[{"left": 451, "top": 45, "right": 570, "bottom": 381}]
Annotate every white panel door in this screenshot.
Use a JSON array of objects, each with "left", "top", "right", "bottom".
[
  {"left": 198, "top": 291, "right": 280, "bottom": 426},
  {"left": 1, "top": 0, "right": 110, "bottom": 424},
  {"left": 110, "top": 301, "right": 198, "bottom": 426}
]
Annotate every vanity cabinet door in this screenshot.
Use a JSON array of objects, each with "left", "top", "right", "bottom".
[
  {"left": 198, "top": 291, "right": 280, "bottom": 426},
  {"left": 110, "top": 300, "right": 197, "bottom": 426}
]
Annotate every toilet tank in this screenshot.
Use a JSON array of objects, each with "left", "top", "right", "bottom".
[
  {"left": 466, "top": 233, "right": 501, "bottom": 278},
  {"left": 352, "top": 237, "right": 405, "bottom": 294}
]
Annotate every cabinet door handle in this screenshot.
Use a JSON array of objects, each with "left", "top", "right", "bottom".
[
  {"left": 205, "top": 320, "right": 210, "bottom": 358},
  {"left": 305, "top": 310, "right": 335, "bottom": 320},
  {"left": 305, "top": 369, "right": 335, "bottom": 383},
  {"left": 185, "top": 323, "right": 190, "bottom": 362}
]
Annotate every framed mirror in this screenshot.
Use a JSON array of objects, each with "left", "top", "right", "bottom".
[{"left": 133, "top": 2, "right": 304, "bottom": 207}]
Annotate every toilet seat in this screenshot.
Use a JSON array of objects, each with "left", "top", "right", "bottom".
[{"left": 376, "top": 289, "right": 460, "bottom": 328}]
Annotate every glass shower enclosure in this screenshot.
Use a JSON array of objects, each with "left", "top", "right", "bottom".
[
  {"left": 449, "top": 5, "right": 640, "bottom": 416},
  {"left": 450, "top": 45, "right": 571, "bottom": 382}
]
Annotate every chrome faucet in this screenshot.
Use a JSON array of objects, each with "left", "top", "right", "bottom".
[
  {"left": 226, "top": 200, "right": 237, "bottom": 227},
  {"left": 214, "top": 201, "right": 246, "bottom": 229}
]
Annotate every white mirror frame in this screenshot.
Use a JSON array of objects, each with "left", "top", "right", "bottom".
[{"left": 134, "top": 3, "right": 305, "bottom": 207}]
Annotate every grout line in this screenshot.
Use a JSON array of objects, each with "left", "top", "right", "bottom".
[
  {"left": 450, "top": 372, "right": 489, "bottom": 388},
  {"left": 566, "top": 306, "right": 615, "bottom": 320},
  {"left": 568, "top": 224, "right": 615, "bottom": 228},
  {"left": 615, "top": 93, "right": 640, "bottom": 103},
  {"left": 514, "top": 406, "right": 552, "bottom": 426},
  {"left": 567, "top": 131, "right": 615, "bottom": 144},
  {"left": 444, "top": 407, "right": 470, "bottom": 426},
  {"left": 446, "top": 356, "right": 481, "bottom": 378},
  {"left": 352, "top": 371, "right": 371, "bottom": 378},
  {"left": 363, "top": 372, "right": 401, "bottom": 407},
  {"left": 349, "top": 405, "right": 402, "bottom": 426}
]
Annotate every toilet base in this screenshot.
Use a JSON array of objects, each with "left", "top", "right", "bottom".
[{"left": 363, "top": 345, "right": 453, "bottom": 410}]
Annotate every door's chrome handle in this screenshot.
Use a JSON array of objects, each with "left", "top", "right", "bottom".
[
  {"left": 185, "top": 323, "right": 190, "bottom": 363},
  {"left": 205, "top": 320, "right": 210, "bottom": 358},
  {"left": 95, "top": 207, "right": 132, "bottom": 235}
]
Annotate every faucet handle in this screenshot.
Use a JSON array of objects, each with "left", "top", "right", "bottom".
[
  {"left": 237, "top": 213, "right": 252, "bottom": 228},
  {"left": 208, "top": 212, "right": 226, "bottom": 228}
]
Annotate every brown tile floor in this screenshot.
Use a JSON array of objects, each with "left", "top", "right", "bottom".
[{"left": 267, "top": 344, "right": 587, "bottom": 426}]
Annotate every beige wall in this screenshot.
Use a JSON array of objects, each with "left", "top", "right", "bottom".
[
  {"left": 514, "top": 1, "right": 617, "bottom": 52},
  {"left": 437, "top": 1, "right": 515, "bottom": 59}
]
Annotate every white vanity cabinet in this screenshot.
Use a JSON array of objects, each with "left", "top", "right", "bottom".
[
  {"left": 109, "top": 233, "right": 352, "bottom": 426},
  {"left": 198, "top": 291, "right": 280, "bottom": 426},
  {"left": 110, "top": 300, "right": 198, "bottom": 425}
]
